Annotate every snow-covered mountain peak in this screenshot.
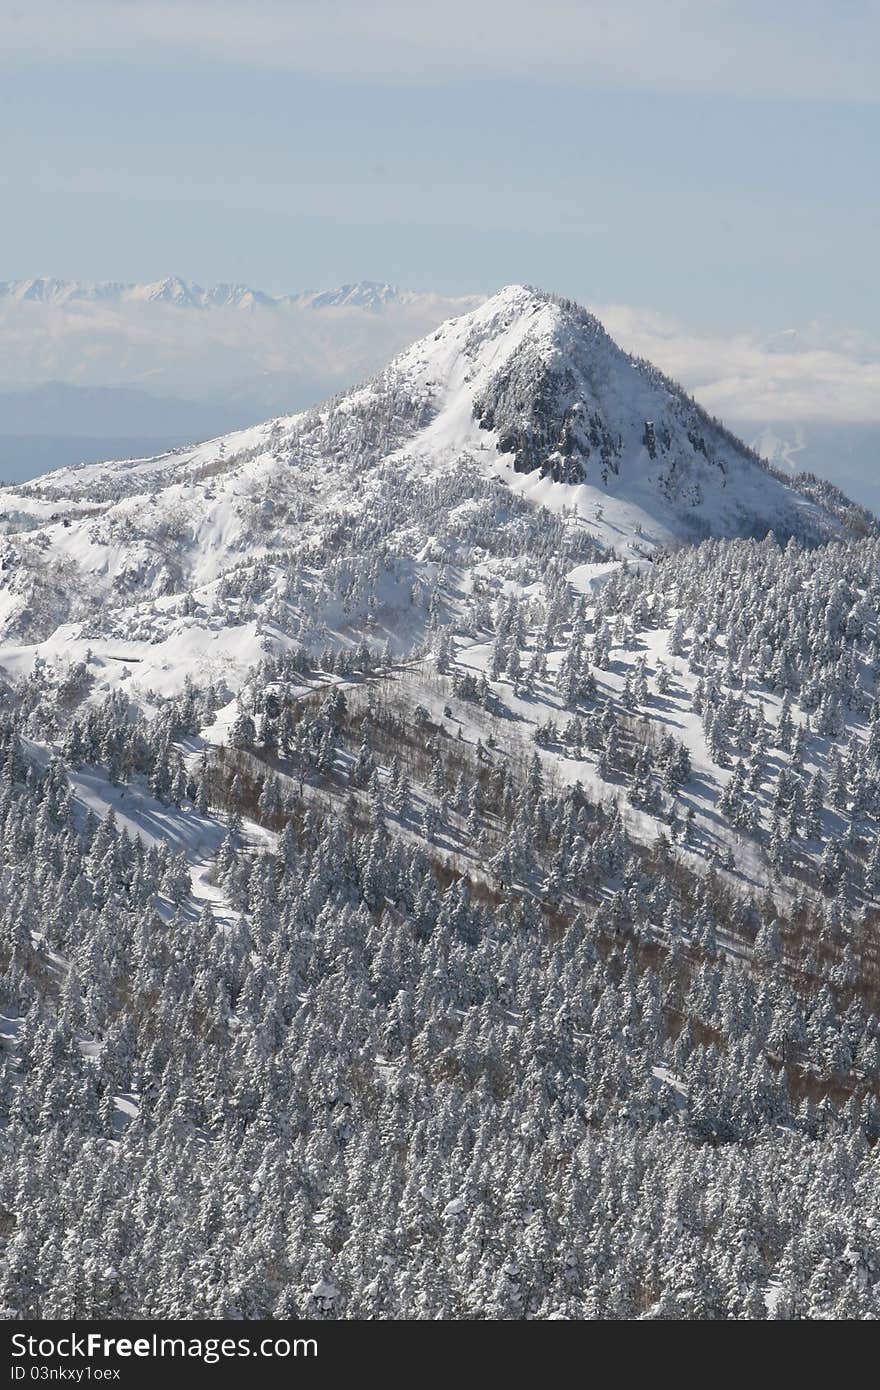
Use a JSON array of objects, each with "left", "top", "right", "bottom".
[
  {"left": 0, "top": 284, "right": 873, "bottom": 693},
  {"left": 339, "top": 285, "right": 874, "bottom": 547},
  {"left": 130, "top": 275, "right": 206, "bottom": 307},
  {"left": 289, "top": 280, "right": 420, "bottom": 311}
]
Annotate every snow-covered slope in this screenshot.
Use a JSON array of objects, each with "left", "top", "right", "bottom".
[{"left": 0, "top": 286, "right": 870, "bottom": 693}]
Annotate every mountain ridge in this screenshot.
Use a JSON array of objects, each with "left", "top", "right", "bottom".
[{"left": 0, "top": 274, "right": 484, "bottom": 314}]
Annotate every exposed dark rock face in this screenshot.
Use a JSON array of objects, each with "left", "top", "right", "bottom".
[{"left": 473, "top": 346, "right": 622, "bottom": 485}]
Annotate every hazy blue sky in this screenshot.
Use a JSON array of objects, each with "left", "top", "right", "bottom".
[{"left": 2, "top": 1, "right": 879, "bottom": 332}]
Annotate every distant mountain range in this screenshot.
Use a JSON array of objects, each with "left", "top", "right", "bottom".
[
  {"left": 0, "top": 279, "right": 487, "bottom": 479},
  {"left": 0, "top": 275, "right": 480, "bottom": 314}
]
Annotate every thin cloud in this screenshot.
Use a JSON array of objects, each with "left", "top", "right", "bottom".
[
  {"left": 594, "top": 304, "right": 880, "bottom": 423},
  {"left": 3, "top": 1, "right": 879, "bottom": 102}
]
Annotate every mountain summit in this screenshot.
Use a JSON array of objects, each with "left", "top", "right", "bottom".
[
  {"left": 333, "top": 283, "right": 869, "bottom": 549},
  {"left": 0, "top": 285, "right": 872, "bottom": 689}
]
